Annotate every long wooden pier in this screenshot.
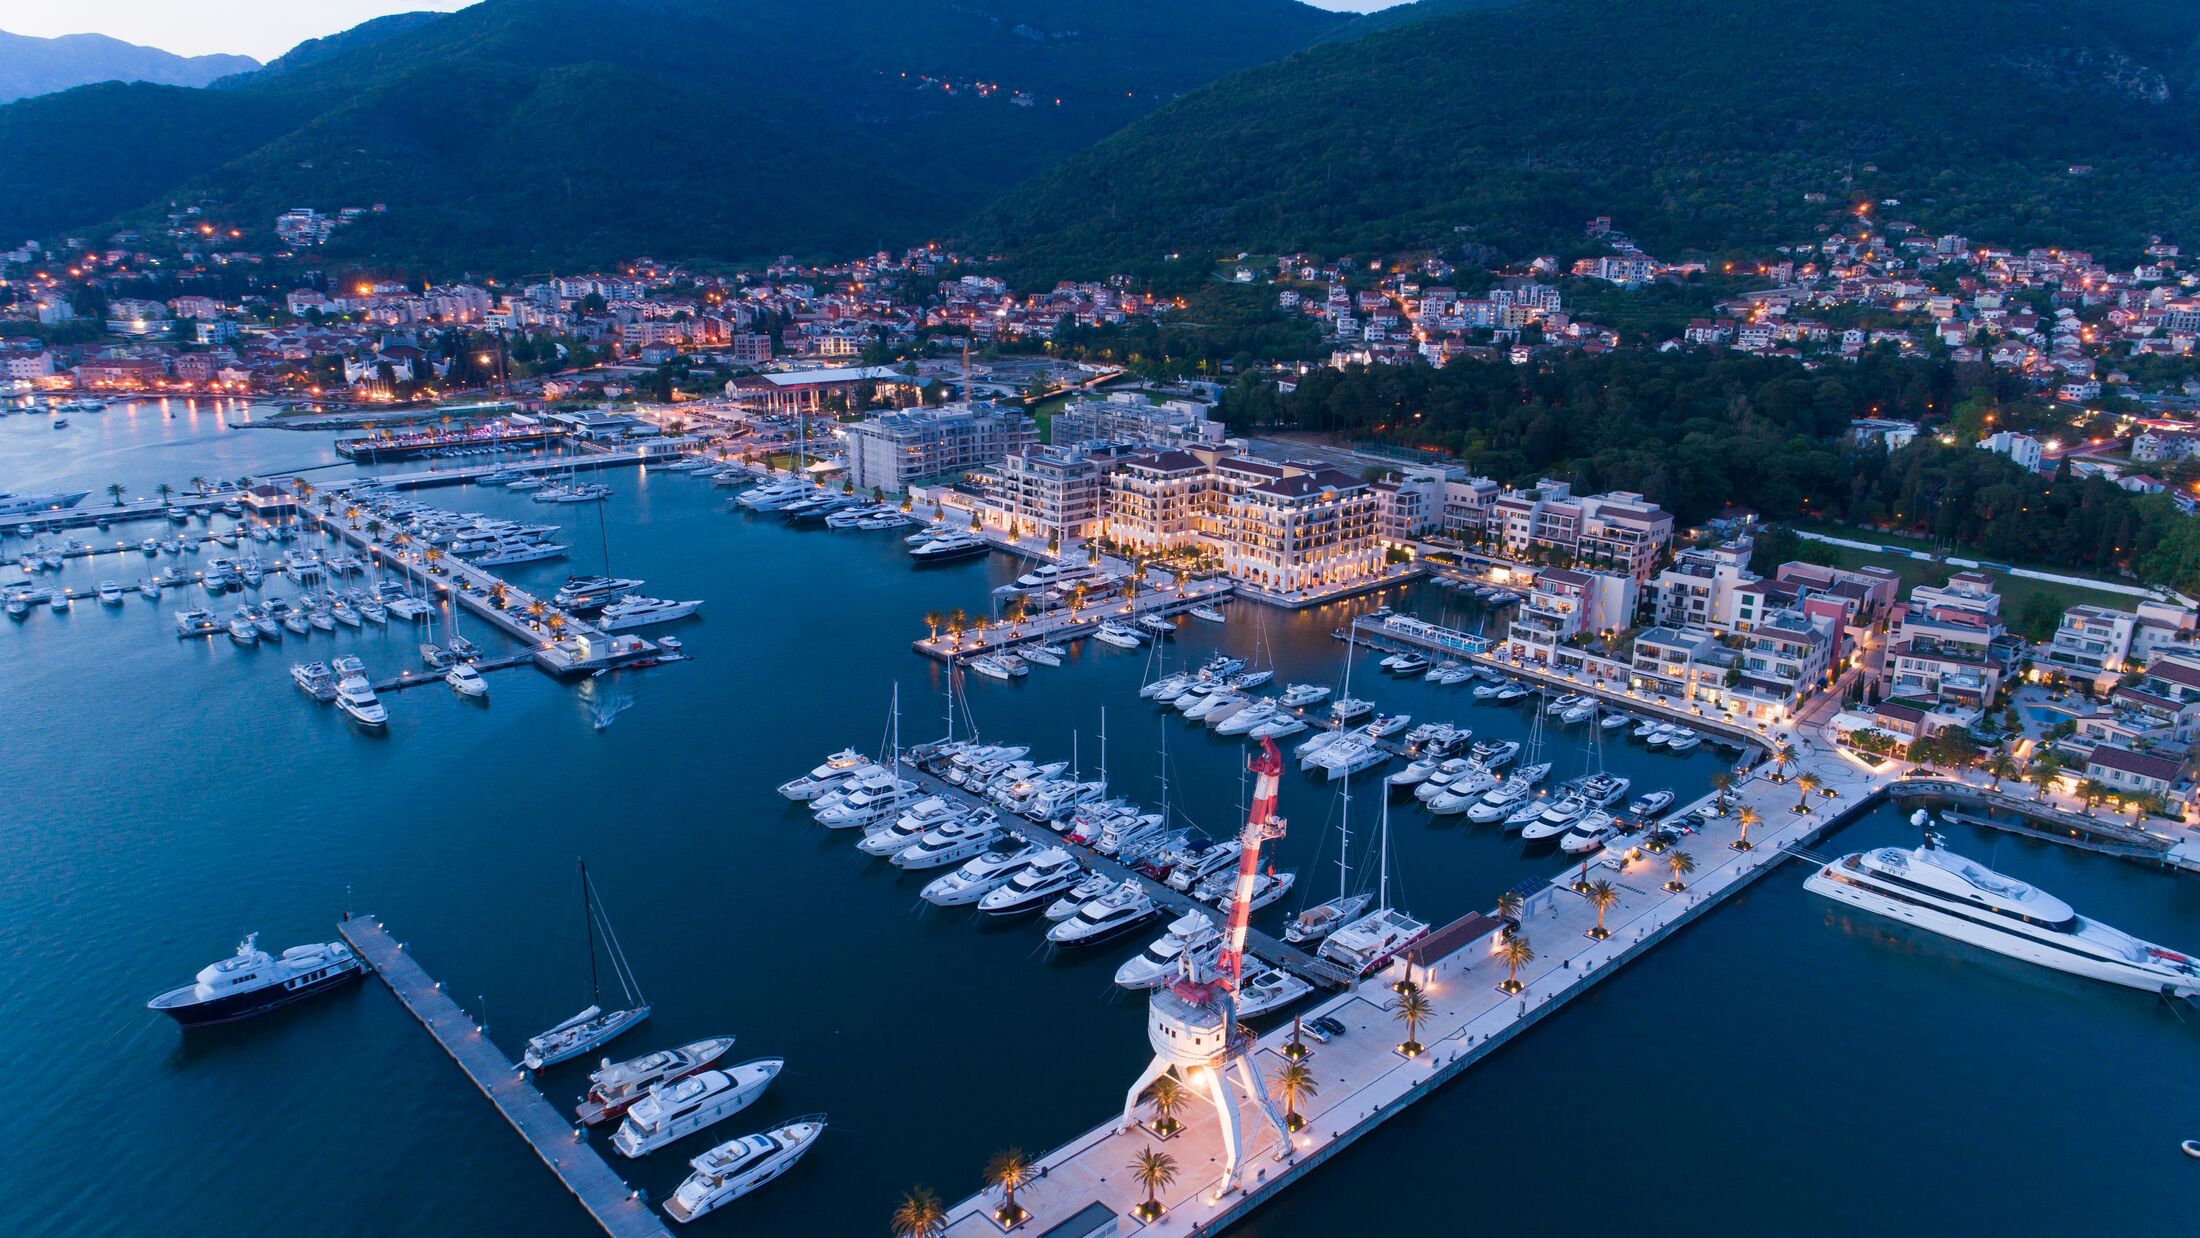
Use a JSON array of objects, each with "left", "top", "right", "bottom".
[{"left": 336, "top": 915, "right": 672, "bottom": 1238}]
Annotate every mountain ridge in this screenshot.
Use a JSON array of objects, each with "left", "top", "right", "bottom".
[{"left": 0, "top": 28, "right": 258, "bottom": 103}]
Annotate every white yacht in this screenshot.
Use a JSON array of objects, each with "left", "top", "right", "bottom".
[
  {"left": 777, "top": 749, "right": 873, "bottom": 800},
  {"left": 1115, "top": 911, "right": 1220, "bottom": 990},
  {"left": 577, "top": 1037, "right": 739, "bottom": 1127},
  {"left": 1092, "top": 621, "right": 1144, "bottom": 649},
  {"left": 1518, "top": 795, "right": 1589, "bottom": 841},
  {"left": 892, "top": 817, "right": 1009, "bottom": 870},
  {"left": 1466, "top": 778, "right": 1536, "bottom": 823},
  {"left": 1046, "top": 880, "right": 1158, "bottom": 945},
  {"left": 1216, "top": 869, "right": 1296, "bottom": 916},
  {"left": 611, "top": 1059, "right": 784, "bottom": 1158},
  {"left": 975, "top": 851, "right": 1086, "bottom": 916},
  {"left": 1805, "top": 832, "right": 2200, "bottom": 998},
  {"left": 598, "top": 595, "right": 702, "bottom": 630},
  {"left": 334, "top": 676, "right": 388, "bottom": 728},
  {"left": 665, "top": 1119, "right": 826, "bottom": 1224},
  {"left": 1558, "top": 813, "right": 1618, "bottom": 854},
  {"left": 554, "top": 575, "right": 646, "bottom": 611},
  {"left": 1330, "top": 696, "right": 1374, "bottom": 723},
  {"left": 1425, "top": 766, "right": 1500, "bottom": 815},
  {"left": 174, "top": 608, "right": 221, "bottom": 638},
  {"left": 1233, "top": 964, "right": 1314, "bottom": 1018},
  {"left": 817, "top": 786, "right": 909, "bottom": 831},
  {"left": 921, "top": 845, "right": 1044, "bottom": 905},
  {"left": 446, "top": 663, "right": 488, "bottom": 698},
  {"left": 1279, "top": 682, "right": 1332, "bottom": 709},
  {"left": 1318, "top": 737, "right": 1390, "bottom": 781},
  {"left": 291, "top": 661, "right": 339, "bottom": 701},
  {"left": 908, "top": 532, "right": 990, "bottom": 562},
  {"left": 96, "top": 580, "right": 123, "bottom": 605},
  {"left": 1318, "top": 906, "right": 1430, "bottom": 977},
  {"left": 1577, "top": 772, "right": 1631, "bottom": 806}
]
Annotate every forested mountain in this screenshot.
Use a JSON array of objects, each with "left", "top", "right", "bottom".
[
  {"left": 980, "top": 0, "right": 2200, "bottom": 279},
  {"left": 0, "top": 0, "right": 1345, "bottom": 268},
  {"left": 0, "top": 29, "right": 256, "bottom": 102}
]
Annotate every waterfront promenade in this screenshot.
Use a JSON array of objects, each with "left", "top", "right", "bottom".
[
  {"left": 337, "top": 915, "right": 671, "bottom": 1238},
  {"left": 939, "top": 718, "right": 1892, "bottom": 1235}
]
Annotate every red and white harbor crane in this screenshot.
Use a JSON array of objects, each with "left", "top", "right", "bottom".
[{"left": 1118, "top": 735, "right": 1292, "bottom": 1198}]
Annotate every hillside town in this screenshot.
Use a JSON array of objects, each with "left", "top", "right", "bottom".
[{"left": 9, "top": 200, "right": 2200, "bottom": 833}]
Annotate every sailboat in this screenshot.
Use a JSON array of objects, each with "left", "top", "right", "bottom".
[
  {"left": 419, "top": 602, "right": 450, "bottom": 669},
  {"left": 1284, "top": 770, "right": 1372, "bottom": 944},
  {"left": 1316, "top": 797, "right": 1429, "bottom": 976},
  {"left": 523, "top": 861, "right": 651, "bottom": 1070}
]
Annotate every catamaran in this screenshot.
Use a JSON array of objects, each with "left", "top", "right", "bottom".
[{"left": 522, "top": 861, "right": 651, "bottom": 1071}]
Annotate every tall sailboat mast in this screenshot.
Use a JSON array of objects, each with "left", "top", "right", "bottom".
[{"left": 580, "top": 859, "right": 600, "bottom": 1004}]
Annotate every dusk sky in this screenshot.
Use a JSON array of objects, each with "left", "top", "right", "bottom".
[{"left": 4, "top": 0, "right": 1406, "bottom": 63}]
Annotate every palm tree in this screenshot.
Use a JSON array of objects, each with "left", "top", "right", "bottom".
[
  {"left": 2078, "top": 778, "right": 2110, "bottom": 813},
  {"left": 1006, "top": 596, "right": 1029, "bottom": 636},
  {"left": 1130, "top": 1148, "right": 1178, "bottom": 1221},
  {"left": 1707, "top": 770, "right": 1733, "bottom": 813},
  {"left": 188, "top": 475, "right": 207, "bottom": 496},
  {"left": 946, "top": 607, "right": 969, "bottom": 644},
  {"left": 1495, "top": 889, "right": 1524, "bottom": 927},
  {"left": 922, "top": 609, "right": 945, "bottom": 640},
  {"left": 2029, "top": 752, "right": 2062, "bottom": 801},
  {"left": 1665, "top": 848, "right": 1696, "bottom": 892},
  {"left": 105, "top": 483, "right": 125, "bottom": 506},
  {"left": 1773, "top": 743, "right": 1797, "bottom": 780},
  {"left": 889, "top": 1186, "right": 947, "bottom": 1238},
  {"left": 155, "top": 483, "right": 174, "bottom": 507},
  {"left": 1394, "top": 989, "right": 1432, "bottom": 1056},
  {"left": 1794, "top": 772, "right": 1820, "bottom": 813},
  {"left": 1498, "top": 934, "right": 1535, "bottom": 993},
  {"left": 1734, "top": 806, "right": 1761, "bottom": 851},
  {"left": 984, "top": 1148, "right": 1036, "bottom": 1225},
  {"left": 1585, "top": 879, "right": 1620, "bottom": 939},
  {"left": 1272, "top": 1058, "right": 1318, "bottom": 1131},
  {"left": 1143, "top": 1072, "right": 1186, "bottom": 1136},
  {"left": 1986, "top": 749, "right": 2017, "bottom": 790}
]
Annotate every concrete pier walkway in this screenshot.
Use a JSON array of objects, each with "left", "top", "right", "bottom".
[
  {"left": 336, "top": 915, "right": 671, "bottom": 1238},
  {"left": 937, "top": 725, "right": 1893, "bottom": 1235}
]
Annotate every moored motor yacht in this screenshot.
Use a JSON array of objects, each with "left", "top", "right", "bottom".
[
  {"left": 1805, "top": 829, "right": 2200, "bottom": 998},
  {"left": 598, "top": 595, "right": 703, "bottom": 631},
  {"left": 334, "top": 676, "right": 388, "bottom": 727},
  {"left": 291, "top": 661, "right": 339, "bottom": 701},
  {"left": 777, "top": 749, "right": 873, "bottom": 800},
  {"left": 1045, "top": 880, "right": 1158, "bottom": 945},
  {"left": 1041, "top": 871, "right": 1118, "bottom": 921},
  {"left": 1515, "top": 793, "right": 1587, "bottom": 839},
  {"left": 1317, "top": 906, "right": 1430, "bottom": 977},
  {"left": 577, "top": 1037, "right": 739, "bottom": 1126},
  {"left": 1559, "top": 813, "right": 1618, "bottom": 854},
  {"left": 146, "top": 933, "right": 364, "bottom": 1026},
  {"left": 1280, "top": 682, "right": 1332, "bottom": 709},
  {"left": 978, "top": 849, "right": 1086, "bottom": 916},
  {"left": 922, "top": 844, "right": 1044, "bottom": 905},
  {"left": 664, "top": 1119, "right": 826, "bottom": 1224},
  {"left": 1115, "top": 910, "right": 1220, "bottom": 990},
  {"left": 611, "top": 1059, "right": 784, "bottom": 1158},
  {"left": 1233, "top": 964, "right": 1314, "bottom": 1018},
  {"left": 1215, "top": 868, "right": 1297, "bottom": 916},
  {"left": 892, "top": 816, "right": 1009, "bottom": 870}
]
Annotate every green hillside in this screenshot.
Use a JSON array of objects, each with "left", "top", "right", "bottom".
[
  {"left": 0, "top": 0, "right": 1347, "bottom": 268},
  {"left": 978, "top": 0, "right": 2200, "bottom": 278}
]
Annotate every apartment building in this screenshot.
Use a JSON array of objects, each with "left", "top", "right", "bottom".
[
  {"left": 1487, "top": 479, "right": 1673, "bottom": 581},
  {"left": 1648, "top": 539, "right": 1756, "bottom": 631},
  {"left": 1878, "top": 575, "right": 2012, "bottom": 711},
  {"left": 843, "top": 402, "right": 1038, "bottom": 491},
  {"left": 1048, "top": 393, "right": 1223, "bottom": 449},
  {"left": 1507, "top": 568, "right": 1639, "bottom": 653},
  {"left": 1101, "top": 447, "right": 1382, "bottom": 593},
  {"left": 980, "top": 442, "right": 1136, "bottom": 543}
]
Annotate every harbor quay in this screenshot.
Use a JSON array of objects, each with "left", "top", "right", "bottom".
[
  {"left": 301, "top": 501, "right": 668, "bottom": 679},
  {"left": 910, "top": 578, "right": 1240, "bottom": 665},
  {"left": 939, "top": 736, "right": 1893, "bottom": 1236}
]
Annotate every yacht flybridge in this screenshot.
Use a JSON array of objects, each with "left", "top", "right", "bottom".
[
  {"left": 664, "top": 1118, "right": 826, "bottom": 1223},
  {"left": 1805, "top": 824, "right": 2200, "bottom": 998},
  {"left": 523, "top": 862, "right": 651, "bottom": 1071}
]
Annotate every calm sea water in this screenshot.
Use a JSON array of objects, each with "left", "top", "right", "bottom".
[{"left": 3, "top": 404, "right": 2195, "bottom": 1237}]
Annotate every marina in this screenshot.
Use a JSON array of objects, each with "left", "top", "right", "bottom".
[{"left": 9, "top": 403, "right": 2200, "bottom": 1237}]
